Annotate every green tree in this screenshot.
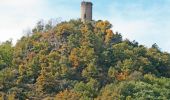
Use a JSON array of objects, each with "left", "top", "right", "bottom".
[{"left": 0, "top": 41, "right": 13, "bottom": 70}]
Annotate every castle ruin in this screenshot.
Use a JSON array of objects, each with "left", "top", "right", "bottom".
[{"left": 81, "top": 1, "right": 93, "bottom": 22}]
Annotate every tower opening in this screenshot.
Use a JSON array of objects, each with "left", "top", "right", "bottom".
[{"left": 84, "top": 14, "right": 86, "bottom": 19}]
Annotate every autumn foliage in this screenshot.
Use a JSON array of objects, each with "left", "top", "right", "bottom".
[{"left": 0, "top": 19, "right": 170, "bottom": 99}]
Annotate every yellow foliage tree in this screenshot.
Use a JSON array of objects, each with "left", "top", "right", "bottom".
[
  {"left": 105, "top": 29, "right": 113, "bottom": 43},
  {"left": 55, "top": 89, "right": 81, "bottom": 100},
  {"left": 69, "top": 48, "right": 79, "bottom": 68}
]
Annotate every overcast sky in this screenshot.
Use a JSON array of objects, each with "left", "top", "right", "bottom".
[{"left": 0, "top": 0, "right": 170, "bottom": 52}]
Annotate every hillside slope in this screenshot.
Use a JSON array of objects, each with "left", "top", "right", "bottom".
[{"left": 0, "top": 19, "right": 170, "bottom": 100}]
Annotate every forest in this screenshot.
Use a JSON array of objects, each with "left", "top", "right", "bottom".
[{"left": 0, "top": 19, "right": 170, "bottom": 100}]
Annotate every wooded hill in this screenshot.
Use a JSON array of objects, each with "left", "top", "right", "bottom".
[{"left": 0, "top": 19, "right": 170, "bottom": 100}]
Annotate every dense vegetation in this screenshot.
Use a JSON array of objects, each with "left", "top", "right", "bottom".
[{"left": 0, "top": 19, "right": 170, "bottom": 100}]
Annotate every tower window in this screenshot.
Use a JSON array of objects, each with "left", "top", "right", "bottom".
[{"left": 84, "top": 14, "right": 86, "bottom": 19}]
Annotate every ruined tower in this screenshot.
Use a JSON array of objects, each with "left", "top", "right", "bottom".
[{"left": 81, "top": 1, "right": 93, "bottom": 22}]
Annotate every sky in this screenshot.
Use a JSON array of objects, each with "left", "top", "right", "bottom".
[{"left": 0, "top": 0, "right": 170, "bottom": 52}]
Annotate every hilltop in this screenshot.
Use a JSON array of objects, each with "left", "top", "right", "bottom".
[{"left": 0, "top": 19, "right": 170, "bottom": 99}]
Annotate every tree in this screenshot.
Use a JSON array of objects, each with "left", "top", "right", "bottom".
[
  {"left": 55, "top": 89, "right": 81, "bottom": 100},
  {"left": 32, "top": 20, "right": 44, "bottom": 33},
  {"left": 0, "top": 41, "right": 13, "bottom": 70},
  {"left": 74, "top": 79, "right": 99, "bottom": 98},
  {"left": 1, "top": 19, "right": 170, "bottom": 99}
]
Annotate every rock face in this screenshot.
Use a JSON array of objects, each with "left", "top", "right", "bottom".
[{"left": 81, "top": 1, "right": 93, "bottom": 22}]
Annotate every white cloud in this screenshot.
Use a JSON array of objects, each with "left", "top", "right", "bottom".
[
  {"left": 0, "top": 0, "right": 80, "bottom": 44},
  {"left": 0, "top": 0, "right": 46, "bottom": 43}
]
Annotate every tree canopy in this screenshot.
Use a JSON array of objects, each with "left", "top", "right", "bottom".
[{"left": 0, "top": 19, "right": 170, "bottom": 100}]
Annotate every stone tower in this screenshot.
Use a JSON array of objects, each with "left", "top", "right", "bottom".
[{"left": 81, "top": 1, "right": 93, "bottom": 22}]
